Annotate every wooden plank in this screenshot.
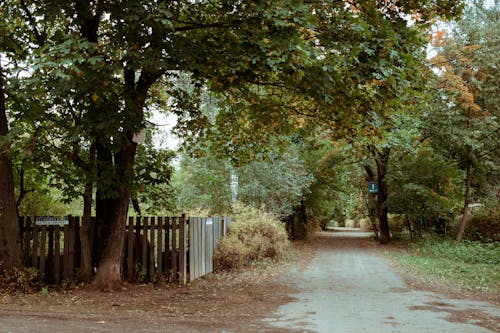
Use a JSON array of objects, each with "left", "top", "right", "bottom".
[
  {"left": 179, "top": 214, "right": 186, "bottom": 284},
  {"left": 171, "top": 217, "right": 178, "bottom": 281},
  {"left": 164, "top": 217, "right": 170, "bottom": 275},
  {"left": 74, "top": 217, "right": 81, "bottom": 269},
  {"left": 54, "top": 225, "right": 61, "bottom": 284},
  {"left": 67, "top": 217, "right": 75, "bottom": 281},
  {"left": 127, "top": 217, "right": 134, "bottom": 280},
  {"left": 148, "top": 217, "right": 155, "bottom": 281},
  {"left": 142, "top": 217, "right": 149, "bottom": 279},
  {"left": 63, "top": 222, "right": 70, "bottom": 280},
  {"left": 40, "top": 225, "right": 47, "bottom": 280},
  {"left": 157, "top": 217, "right": 163, "bottom": 276},
  {"left": 32, "top": 223, "right": 39, "bottom": 268}
]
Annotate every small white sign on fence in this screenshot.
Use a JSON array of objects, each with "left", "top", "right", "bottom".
[
  {"left": 206, "top": 218, "right": 213, "bottom": 225},
  {"left": 35, "top": 216, "right": 69, "bottom": 226}
]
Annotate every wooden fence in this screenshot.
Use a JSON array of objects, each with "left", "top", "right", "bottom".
[{"left": 20, "top": 215, "right": 231, "bottom": 285}]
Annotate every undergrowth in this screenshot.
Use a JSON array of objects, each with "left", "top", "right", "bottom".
[
  {"left": 214, "top": 203, "right": 291, "bottom": 271},
  {"left": 389, "top": 239, "right": 500, "bottom": 293},
  {"left": 0, "top": 262, "right": 42, "bottom": 293}
]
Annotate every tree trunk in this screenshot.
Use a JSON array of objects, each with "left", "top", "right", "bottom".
[
  {"left": 364, "top": 147, "right": 391, "bottom": 244},
  {"left": 0, "top": 57, "right": 23, "bottom": 268},
  {"left": 456, "top": 162, "right": 472, "bottom": 242},
  {"left": 93, "top": 137, "right": 138, "bottom": 290},
  {"left": 79, "top": 143, "right": 96, "bottom": 283},
  {"left": 375, "top": 149, "right": 391, "bottom": 244}
]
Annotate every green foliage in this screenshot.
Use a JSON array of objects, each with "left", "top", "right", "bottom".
[
  {"left": 387, "top": 148, "right": 463, "bottom": 236},
  {"left": 390, "top": 239, "right": 500, "bottom": 292},
  {"left": 463, "top": 208, "right": 500, "bottom": 243},
  {"left": 214, "top": 203, "right": 290, "bottom": 271},
  {"left": 133, "top": 143, "right": 176, "bottom": 215},
  {"left": 237, "top": 141, "right": 314, "bottom": 218},
  {"left": 0, "top": 263, "right": 41, "bottom": 293},
  {"left": 172, "top": 152, "right": 232, "bottom": 215}
]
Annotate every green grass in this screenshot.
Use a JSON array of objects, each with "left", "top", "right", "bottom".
[{"left": 389, "top": 240, "right": 500, "bottom": 293}]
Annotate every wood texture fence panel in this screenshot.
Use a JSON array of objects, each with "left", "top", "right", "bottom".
[{"left": 21, "top": 215, "right": 230, "bottom": 285}]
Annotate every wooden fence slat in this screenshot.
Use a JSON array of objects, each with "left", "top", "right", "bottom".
[
  {"left": 74, "top": 217, "right": 81, "bottom": 269},
  {"left": 31, "top": 220, "right": 39, "bottom": 268},
  {"left": 54, "top": 225, "right": 61, "bottom": 284},
  {"left": 157, "top": 217, "right": 163, "bottom": 276},
  {"left": 63, "top": 222, "right": 69, "bottom": 280},
  {"left": 149, "top": 217, "right": 155, "bottom": 281},
  {"left": 127, "top": 217, "right": 134, "bottom": 280},
  {"left": 164, "top": 217, "right": 170, "bottom": 275},
  {"left": 142, "top": 217, "right": 149, "bottom": 279},
  {"left": 40, "top": 225, "right": 47, "bottom": 280},
  {"left": 67, "top": 217, "right": 75, "bottom": 281},
  {"left": 172, "top": 217, "right": 178, "bottom": 281}
]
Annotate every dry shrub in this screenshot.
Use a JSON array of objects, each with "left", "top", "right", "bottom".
[
  {"left": 0, "top": 262, "right": 41, "bottom": 293},
  {"left": 214, "top": 203, "right": 291, "bottom": 271},
  {"left": 359, "top": 217, "right": 373, "bottom": 231}
]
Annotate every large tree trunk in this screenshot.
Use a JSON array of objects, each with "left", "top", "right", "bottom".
[
  {"left": 93, "top": 132, "right": 138, "bottom": 290},
  {"left": 79, "top": 143, "right": 96, "bottom": 283},
  {"left": 376, "top": 151, "right": 390, "bottom": 244},
  {"left": 0, "top": 57, "right": 23, "bottom": 268},
  {"left": 456, "top": 163, "right": 472, "bottom": 242},
  {"left": 364, "top": 146, "right": 391, "bottom": 244}
]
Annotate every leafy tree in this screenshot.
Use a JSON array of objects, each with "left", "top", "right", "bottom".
[
  {"left": 173, "top": 151, "right": 232, "bottom": 215},
  {"left": 237, "top": 139, "right": 314, "bottom": 219},
  {"left": 6, "top": 0, "right": 318, "bottom": 289},
  {"left": 0, "top": 56, "right": 23, "bottom": 268},
  {"left": 426, "top": 0, "right": 499, "bottom": 241},
  {"left": 387, "top": 148, "right": 463, "bottom": 238}
]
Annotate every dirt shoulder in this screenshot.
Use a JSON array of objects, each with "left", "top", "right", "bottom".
[{"left": 0, "top": 246, "right": 313, "bottom": 333}]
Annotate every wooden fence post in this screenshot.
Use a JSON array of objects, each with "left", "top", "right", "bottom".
[
  {"left": 127, "top": 217, "right": 134, "bottom": 280},
  {"left": 54, "top": 225, "right": 61, "bottom": 284}
]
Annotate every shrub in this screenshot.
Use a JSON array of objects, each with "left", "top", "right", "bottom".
[
  {"left": 463, "top": 209, "right": 500, "bottom": 243},
  {"left": 214, "top": 203, "right": 291, "bottom": 270}
]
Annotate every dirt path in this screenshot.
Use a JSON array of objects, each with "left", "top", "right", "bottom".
[
  {"left": 1, "top": 229, "right": 499, "bottom": 332},
  {"left": 264, "top": 230, "right": 500, "bottom": 333}
]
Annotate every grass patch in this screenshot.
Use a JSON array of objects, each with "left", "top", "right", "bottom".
[{"left": 389, "top": 240, "right": 500, "bottom": 293}]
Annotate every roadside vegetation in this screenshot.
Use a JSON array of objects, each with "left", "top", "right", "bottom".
[
  {"left": 390, "top": 239, "right": 500, "bottom": 293},
  {"left": 214, "top": 204, "right": 291, "bottom": 271}
]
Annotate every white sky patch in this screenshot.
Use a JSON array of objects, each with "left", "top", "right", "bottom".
[{"left": 149, "top": 110, "right": 180, "bottom": 151}]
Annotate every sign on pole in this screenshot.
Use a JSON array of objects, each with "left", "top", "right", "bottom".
[{"left": 368, "top": 181, "right": 378, "bottom": 194}]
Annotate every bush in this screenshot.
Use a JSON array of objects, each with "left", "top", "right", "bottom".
[
  {"left": 214, "top": 203, "right": 291, "bottom": 271},
  {"left": 463, "top": 209, "right": 500, "bottom": 243}
]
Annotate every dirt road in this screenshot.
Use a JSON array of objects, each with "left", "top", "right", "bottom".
[
  {"left": 264, "top": 230, "right": 500, "bottom": 332},
  {"left": 0, "top": 229, "right": 498, "bottom": 332}
]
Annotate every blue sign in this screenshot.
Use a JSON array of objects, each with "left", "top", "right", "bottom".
[{"left": 368, "top": 181, "right": 378, "bottom": 194}]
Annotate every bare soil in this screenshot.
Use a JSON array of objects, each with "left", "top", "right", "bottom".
[{"left": 1, "top": 229, "right": 499, "bottom": 333}]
